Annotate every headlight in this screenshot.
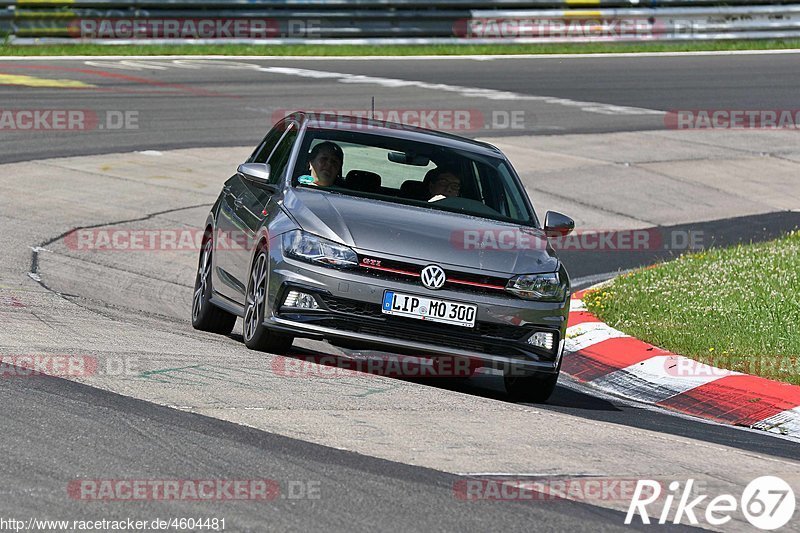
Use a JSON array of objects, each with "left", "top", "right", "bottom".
[
  {"left": 505, "top": 272, "right": 566, "bottom": 302},
  {"left": 282, "top": 230, "right": 358, "bottom": 268}
]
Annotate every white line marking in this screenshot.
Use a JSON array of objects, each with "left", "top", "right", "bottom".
[
  {"left": 75, "top": 58, "right": 660, "bottom": 116},
  {"left": 255, "top": 65, "right": 663, "bottom": 115},
  {"left": 1, "top": 49, "right": 800, "bottom": 61},
  {"left": 570, "top": 299, "right": 587, "bottom": 311},
  {"left": 84, "top": 60, "right": 144, "bottom": 71},
  {"left": 564, "top": 322, "right": 628, "bottom": 353},
  {"left": 87, "top": 59, "right": 205, "bottom": 70}
]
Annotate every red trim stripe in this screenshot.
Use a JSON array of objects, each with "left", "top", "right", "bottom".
[
  {"left": 448, "top": 278, "right": 506, "bottom": 291},
  {"left": 360, "top": 264, "right": 420, "bottom": 277},
  {"left": 360, "top": 262, "right": 506, "bottom": 291}
]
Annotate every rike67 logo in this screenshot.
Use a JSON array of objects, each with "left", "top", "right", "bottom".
[{"left": 626, "top": 476, "right": 795, "bottom": 530}]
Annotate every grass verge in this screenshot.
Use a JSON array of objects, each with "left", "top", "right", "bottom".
[
  {"left": 584, "top": 231, "right": 800, "bottom": 385},
  {"left": 1, "top": 40, "right": 800, "bottom": 56}
]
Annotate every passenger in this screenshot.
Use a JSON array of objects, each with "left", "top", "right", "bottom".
[
  {"left": 424, "top": 166, "right": 462, "bottom": 202},
  {"left": 303, "top": 141, "right": 344, "bottom": 187}
]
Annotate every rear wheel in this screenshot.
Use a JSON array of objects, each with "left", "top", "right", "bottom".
[
  {"left": 243, "top": 248, "right": 293, "bottom": 353},
  {"left": 504, "top": 370, "right": 559, "bottom": 404},
  {"left": 192, "top": 233, "right": 237, "bottom": 335}
]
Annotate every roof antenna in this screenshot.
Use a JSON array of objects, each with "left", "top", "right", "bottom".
[{"left": 370, "top": 97, "right": 375, "bottom": 119}]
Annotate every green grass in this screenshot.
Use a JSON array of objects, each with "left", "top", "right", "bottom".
[
  {"left": 584, "top": 231, "right": 800, "bottom": 385},
  {"left": 2, "top": 39, "right": 800, "bottom": 56}
]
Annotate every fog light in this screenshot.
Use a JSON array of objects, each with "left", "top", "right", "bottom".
[
  {"left": 283, "top": 290, "right": 319, "bottom": 310},
  {"left": 527, "top": 331, "right": 554, "bottom": 351}
]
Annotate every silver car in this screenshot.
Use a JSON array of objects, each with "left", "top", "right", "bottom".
[{"left": 192, "top": 112, "right": 575, "bottom": 402}]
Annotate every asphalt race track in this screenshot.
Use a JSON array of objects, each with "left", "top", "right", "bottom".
[
  {"left": 1, "top": 53, "right": 799, "bottom": 532},
  {"left": 3, "top": 52, "right": 800, "bottom": 162}
]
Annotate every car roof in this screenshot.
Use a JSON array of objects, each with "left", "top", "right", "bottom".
[{"left": 289, "top": 111, "right": 504, "bottom": 158}]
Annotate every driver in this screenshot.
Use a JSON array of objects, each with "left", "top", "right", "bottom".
[
  {"left": 304, "top": 141, "right": 344, "bottom": 187},
  {"left": 424, "top": 166, "right": 462, "bottom": 202}
]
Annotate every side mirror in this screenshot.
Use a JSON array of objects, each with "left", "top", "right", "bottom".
[
  {"left": 544, "top": 211, "right": 575, "bottom": 238},
  {"left": 238, "top": 163, "right": 271, "bottom": 184}
]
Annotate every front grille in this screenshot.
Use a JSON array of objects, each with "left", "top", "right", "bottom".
[
  {"left": 320, "top": 295, "right": 382, "bottom": 318},
  {"left": 321, "top": 294, "right": 532, "bottom": 343},
  {"left": 315, "top": 317, "right": 533, "bottom": 358},
  {"left": 357, "top": 255, "right": 510, "bottom": 295}
]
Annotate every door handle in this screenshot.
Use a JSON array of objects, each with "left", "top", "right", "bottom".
[{"left": 234, "top": 197, "right": 244, "bottom": 209}]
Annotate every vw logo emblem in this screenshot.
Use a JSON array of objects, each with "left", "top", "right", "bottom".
[{"left": 420, "top": 265, "right": 446, "bottom": 290}]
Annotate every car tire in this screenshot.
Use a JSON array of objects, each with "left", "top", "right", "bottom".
[
  {"left": 243, "top": 248, "right": 294, "bottom": 353},
  {"left": 192, "top": 233, "right": 237, "bottom": 335},
  {"left": 504, "top": 370, "right": 559, "bottom": 404}
]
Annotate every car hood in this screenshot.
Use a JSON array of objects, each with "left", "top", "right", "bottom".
[{"left": 282, "top": 189, "right": 559, "bottom": 274}]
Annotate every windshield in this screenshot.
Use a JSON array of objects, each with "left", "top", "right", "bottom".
[{"left": 291, "top": 128, "right": 536, "bottom": 225}]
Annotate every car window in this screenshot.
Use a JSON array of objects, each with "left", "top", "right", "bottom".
[
  {"left": 250, "top": 119, "right": 290, "bottom": 164},
  {"left": 266, "top": 124, "right": 298, "bottom": 184},
  {"left": 341, "top": 143, "right": 436, "bottom": 188},
  {"left": 292, "top": 129, "right": 534, "bottom": 225}
]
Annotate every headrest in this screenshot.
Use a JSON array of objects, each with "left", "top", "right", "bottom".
[
  {"left": 345, "top": 170, "right": 381, "bottom": 193},
  {"left": 400, "top": 180, "right": 429, "bottom": 200}
]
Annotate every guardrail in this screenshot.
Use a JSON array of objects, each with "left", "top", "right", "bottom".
[
  {"left": 3, "top": 1, "right": 800, "bottom": 44},
  {"left": 0, "top": 0, "right": 797, "bottom": 6}
]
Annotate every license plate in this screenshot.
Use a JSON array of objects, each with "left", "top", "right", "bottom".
[{"left": 381, "top": 290, "right": 477, "bottom": 328}]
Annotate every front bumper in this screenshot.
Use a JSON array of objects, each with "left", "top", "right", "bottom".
[{"left": 264, "top": 240, "right": 570, "bottom": 376}]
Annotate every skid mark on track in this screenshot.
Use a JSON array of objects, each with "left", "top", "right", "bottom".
[
  {"left": 134, "top": 360, "right": 404, "bottom": 399},
  {"left": 136, "top": 364, "right": 273, "bottom": 388},
  {"left": 28, "top": 202, "right": 211, "bottom": 291},
  {"left": 352, "top": 384, "right": 403, "bottom": 398},
  {"left": 138, "top": 364, "right": 209, "bottom": 384}
]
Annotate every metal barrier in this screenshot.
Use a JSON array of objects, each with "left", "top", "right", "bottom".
[
  {"left": 3, "top": 1, "right": 800, "bottom": 43},
  {"left": 0, "top": 1, "right": 796, "bottom": 5}
]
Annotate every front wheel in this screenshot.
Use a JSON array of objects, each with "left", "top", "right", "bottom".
[
  {"left": 243, "top": 249, "right": 293, "bottom": 353},
  {"left": 192, "top": 233, "right": 237, "bottom": 335},
  {"left": 504, "top": 370, "right": 559, "bottom": 404}
]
